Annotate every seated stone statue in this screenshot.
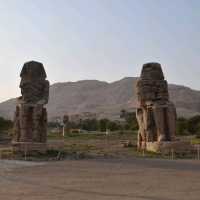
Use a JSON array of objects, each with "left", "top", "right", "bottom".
[
  {"left": 136, "top": 63, "right": 176, "bottom": 150},
  {"left": 13, "top": 61, "right": 49, "bottom": 144}
]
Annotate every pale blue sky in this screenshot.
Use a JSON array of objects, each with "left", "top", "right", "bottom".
[{"left": 0, "top": 0, "right": 200, "bottom": 102}]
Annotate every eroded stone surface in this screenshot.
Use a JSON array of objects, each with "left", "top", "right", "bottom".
[
  {"left": 19, "top": 61, "right": 49, "bottom": 104},
  {"left": 136, "top": 63, "right": 177, "bottom": 150}
]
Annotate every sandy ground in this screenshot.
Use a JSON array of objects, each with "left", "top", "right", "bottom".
[{"left": 0, "top": 158, "right": 200, "bottom": 200}]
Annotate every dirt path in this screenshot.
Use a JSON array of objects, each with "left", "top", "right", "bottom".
[{"left": 0, "top": 158, "right": 200, "bottom": 200}]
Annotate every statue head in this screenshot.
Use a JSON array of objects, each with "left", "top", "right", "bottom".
[
  {"left": 137, "top": 62, "right": 168, "bottom": 103},
  {"left": 140, "top": 62, "right": 164, "bottom": 80},
  {"left": 20, "top": 61, "right": 46, "bottom": 82},
  {"left": 19, "top": 61, "right": 49, "bottom": 104}
]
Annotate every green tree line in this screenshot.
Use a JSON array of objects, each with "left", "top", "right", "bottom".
[
  {"left": 176, "top": 115, "right": 200, "bottom": 137},
  {"left": 0, "top": 117, "right": 13, "bottom": 133},
  {"left": 50, "top": 110, "right": 138, "bottom": 132},
  {"left": 63, "top": 116, "right": 138, "bottom": 132}
]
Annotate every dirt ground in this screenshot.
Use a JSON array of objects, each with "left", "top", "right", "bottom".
[{"left": 0, "top": 158, "right": 200, "bottom": 200}]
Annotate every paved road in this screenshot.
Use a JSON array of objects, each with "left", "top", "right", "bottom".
[{"left": 0, "top": 158, "right": 200, "bottom": 200}]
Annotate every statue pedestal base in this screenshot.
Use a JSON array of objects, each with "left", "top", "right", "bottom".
[
  {"left": 12, "top": 140, "right": 65, "bottom": 154},
  {"left": 12, "top": 142, "right": 47, "bottom": 154},
  {"left": 145, "top": 141, "right": 192, "bottom": 153}
]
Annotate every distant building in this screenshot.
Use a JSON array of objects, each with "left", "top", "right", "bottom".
[
  {"left": 69, "top": 114, "right": 82, "bottom": 124},
  {"left": 81, "top": 112, "right": 97, "bottom": 120},
  {"left": 69, "top": 112, "right": 97, "bottom": 124}
]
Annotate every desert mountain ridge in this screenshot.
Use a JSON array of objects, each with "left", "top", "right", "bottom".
[{"left": 0, "top": 77, "right": 200, "bottom": 121}]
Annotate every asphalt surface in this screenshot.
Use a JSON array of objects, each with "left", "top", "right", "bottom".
[{"left": 0, "top": 158, "right": 199, "bottom": 200}]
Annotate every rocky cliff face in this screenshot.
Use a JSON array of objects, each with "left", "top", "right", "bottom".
[{"left": 0, "top": 77, "right": 200, "bottom": 121}]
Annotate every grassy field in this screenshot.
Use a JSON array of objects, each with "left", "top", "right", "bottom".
[
  {"left": 49, "top": 131, "right": 138, "bottom": 157},
  {"left": 47, "top": 131, "right": 172, "bottom": 160},
  {"left": 0, "top": 130, "right": 199, "bottom": 160},
  {"left": 47, "top": 131, "right": 200, "bottom": 160},
  {"left": 191, "top": 138, "right": 200, "bottom": 144}
]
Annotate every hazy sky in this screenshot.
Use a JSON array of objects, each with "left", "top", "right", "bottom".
[{"left": 0, "top": 0, "right": 200, "bottom": 102}]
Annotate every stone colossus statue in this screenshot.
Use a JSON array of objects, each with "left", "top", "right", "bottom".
[
  {"left": 136, "top": 63, "right": 176, "bottom": 150},
  {"left": 13, "top": 61, "right": 49, "bottom": 144}
]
